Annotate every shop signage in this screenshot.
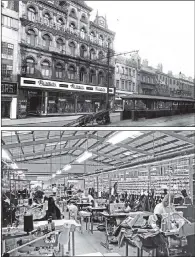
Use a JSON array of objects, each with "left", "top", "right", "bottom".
[
  {"left": 20, "top": 77, "right": 114, "bottom": 95},
  {"left": 1, "top": 82, "right": 17, "bottom": 95}
]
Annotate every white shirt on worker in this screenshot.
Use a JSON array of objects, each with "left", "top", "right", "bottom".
[{"left": 154, "top": 202, "right": 175, "bottom": 215}]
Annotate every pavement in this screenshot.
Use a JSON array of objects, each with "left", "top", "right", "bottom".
[{"left": 2, "top": 113, "right": 195, "bottom": 127}]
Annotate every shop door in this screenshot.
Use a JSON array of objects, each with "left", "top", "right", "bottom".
[{"left": 1, "top": 100, "right": 11, "bottom": 118}]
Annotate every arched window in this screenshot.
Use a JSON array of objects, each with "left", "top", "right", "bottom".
[
  {"left": 44, "top": 12, "right": 50, "bottom": 25},
  {"left": 70, "top": 8, "right": 76, "bottom": 18},
  {"left": 41, "top": 60, "right": 50, "bottom": 77},
  {"left": 98, "top": 51, "right": 104, "bottom": 60},
  {"left": 99, "top": 35, "right": 103, "bottom": 46},
  {"left": 98, "top": 71, "right": 104, "bottom": 85},
  {"left": 69, "top": 42, "right": 76, "bottom": 56},
  {"left": 70, "top": 22, "right": 76, "bottom": 33},
  {"left": 81, "top": 14, "right": 87, "bottom": 23},
  {"left": 80, "top": 45, "right": 87, "bottom": 58},
  {"left": 89, "top": 70, "right": 96, "bottom": 84},
  {"left": 27, "top": 29, "right": 36, "bottom": 46},
  {"left": 43, "top": 34, "right": 51, "bottom": 48},
  {"left": 28, "top": 6, "right": 36, "bottom": 21},
  {"left": 107, "top": 38, "right": 112, "bottom": 47},
  {"left": 90, "top": 31, "right": 95, "bottom": 42},
  {"left": 68, "top": 65, "right": 76, "bottom": 80},
  {"left": 26, "top": 57, "right": 35, "bottom": 75},
  {"left": 80, "top": 67, "right": 86, "bottom": 82},
  {"left": 58, "top": 18, "right": 64, "bottom": 25},
  {"left": 56, "top": 38, "right": 63, "bottom": 52},
  {"left": 89, "top": 49, "right": 96, "bottom": 60},
  {"left": 80, "top": 27, "right": 86, "bottom": 39},
  {"left": 56, "top": 63, "right": 63, "bottom": 79}
]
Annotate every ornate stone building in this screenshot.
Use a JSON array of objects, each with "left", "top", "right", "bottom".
[{"left": 18, "top": 0, "right": 115, "bottom": 118}]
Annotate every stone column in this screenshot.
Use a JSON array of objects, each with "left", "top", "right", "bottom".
[{"left": 44, "top": 91, "right": 48, "bottom": 115}]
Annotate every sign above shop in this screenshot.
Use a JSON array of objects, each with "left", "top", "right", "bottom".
[
  {"left": 1, "top": 82, "right": 17, "bottom": 95},
  {"left": 20, "top": 77, "right": 115, "bottom": 95}
]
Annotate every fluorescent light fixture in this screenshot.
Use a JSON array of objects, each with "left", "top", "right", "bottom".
[
  {"left": 123, "top": 151, "right": 132, "bottom": 156},
  {"left": 76, "top": 151, "right": 93, "bottom": 163},
  {"left": 63, "top": 164, "right": 72, "bottom": 171},
  {"left": 107, "top": 131, "right": 143, "bottom": 145},
  {"left": 46, "top": 141, "right": 67, "bottom": 147},
  {"left": 52, "top": 174, "right": 56, "bottom": 178},
  {"left": 16, "top": 131, "right": 32, "bottom": 135},
  {"left": 56, "top": 170, "right": 62, "bottom": 175},
  {"left": 10, "top": 163, "right": 18, "bottom": 169},
  {"left": 2, "top": 149, "right": 11, "bottom": 161}
]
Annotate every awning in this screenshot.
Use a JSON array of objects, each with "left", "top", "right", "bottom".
[{"left": 121, "top": 94, "right": 195, "bottom": 102}]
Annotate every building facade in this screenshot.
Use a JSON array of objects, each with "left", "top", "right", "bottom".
[
  {"left": 1, "top": 1, "right": 20, "bottom": 119},
  {"left": 114, "top": 54, "right": 140, "bottom": 110},
  {"left": 17, "top": 0, "right": 115, "bottom": 118}
]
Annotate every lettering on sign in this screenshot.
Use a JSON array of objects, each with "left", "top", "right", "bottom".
[
  {"left": 1, "top": 83, "right": 17, "bottom": 95},
  {"left": 95, "top": 86, "right": 106, "bottom": 92},
  {"left": 38, "top": 80, "right": 57, "bottom": 87},
  {"left": 70, "top": 84, "right": 85, "bottom": 90}
]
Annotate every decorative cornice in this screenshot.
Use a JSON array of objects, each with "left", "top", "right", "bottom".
[{"left": 90, "top": 21, "right": 115, "bottom": 37}]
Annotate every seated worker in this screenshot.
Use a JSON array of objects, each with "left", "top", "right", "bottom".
[
  {"left": 67, "top": 200, "right": 79, "bottom": 221},
  {"left": 181, "top": 189, "right": 192, "bottom": 205},
  {"left": 81, "top": 190, "right": 94, "bottom": 206},
  {"left": 154, "top": 194, "right": 176, "bottom": 215},
  {"left": 114, "top": 202, "right": 131, "bottom": 213}
]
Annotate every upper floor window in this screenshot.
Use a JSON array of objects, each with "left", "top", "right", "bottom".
[
  {"left": 90, "top": 31, "right": 95, "bottom": 42},
  {"left": 41, "top": 60, "right": 50, "bottom": 77},
  {"left": 44, "top": 13, "right": 50, "bottom": 25},
  {"left": 129, "top": 68, "right": 131, "bottom": 76},
  {"left": 116, "top": 66, "right": 119, "bottom": 73},
  {"left": 69, "top": 42, "right": 76, "bottom": 56},
  {"left": 81, "top": 14, "right": 87, "bottom": 23},
  {"left": 170, "top": 79, "right": 172, "bottom": 84},
  {"left": 68, "top": 65, "right": 76, "bottom": 80},
  {"left": 98, "top": 71, "right": 104, "bottom": 85},
  {"left": 56, "top": 38, "right": 63, "bottom": 51},
  {"left": 122, "top": 67, "right": 124, "bottom": 74},
  {"left": 80, "top": 67, "right": 86, "bottom": 82},
  {"left": 121, "top": 80, "right": 125, "bottom": 90},
  {"left": 43, "top": 34, "right": 51, "bottom": 48},
  {"left": 98, "top": 51, "right": 104, "bottom": 61},
  {"left": 99, "top": 35, "right": 103, "bottom": 46},
  {"left": 2, "top": 15, "right": 18, "bottom": 30},
  {"left": 57, "top": 18, "right": 64, "bottom": 25},
  {"left": 70, "top": 8, "right": 77, "bottom": 18},
  {"left": 2, "top": 42, "right": 14, "bottom": 59},
  {"left": 28, "top": 6, "right": 36, "bottom": 21},
  {"left": 26, "top": 57, "right": 35, "bottom": 75},
  {"left": 27, "top": 29, "right": 36, "bottom": 46},
  {"left": 70, "top": 22, "right": 76, "bottom": 33},
  {"left": 89, "top": 69, "right": 96, "bottom": 84},
  {"left": 116, "top": 80, "right": 119, "bottom": 89},
  {"left": 80, "top": 45, "right": 87, "bottom": 58},
  {"left": 80, "top": 27, "right": 86, "bottom": 39},
  {"left": 89, "top": 49, "right": 96, "bottom": 60},
  {"left": 133, "top": 69, "right": 135, "bottom": 77},
  {"left": 1, "top": 64, "right": 13, "bottom": 77},
  {"left": 56, "top": 63, "right": 63, "bottom": 78},
  {"left": 129, "top": 81, "right": 131, "bottom": 91},
  {"left": 173, "top": 80, "right": 175, "bottom": 85},
  {"left": 125, "top": 68, "right": 128, "bottom": 75},
  {"left": 147, "top": 77, "right": 150, "bottom": 83}
]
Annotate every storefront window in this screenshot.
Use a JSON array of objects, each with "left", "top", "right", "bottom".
[
  {"left": 56, "top": 63, "right": 63, "bottom": 79},
  {"left": 26, "top": 58, "right": 35, "bottom": 75},
  {"left": 68, "top": 65, "right": 76, "bottom": 80},
  {"left": 41, "top": 60, "right": 50, "bottom": 77}
]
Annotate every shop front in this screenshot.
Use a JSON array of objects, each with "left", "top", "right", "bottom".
[
  {"left": 18, "top": 77, "right": 115, "bottom": 118},
  {"left": 1, "top": 82, "right": 18, "bottom": 119}
]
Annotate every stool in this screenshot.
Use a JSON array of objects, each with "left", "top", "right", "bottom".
[{"left": 79, "top": 211, "right": 92, "bottom": 233}]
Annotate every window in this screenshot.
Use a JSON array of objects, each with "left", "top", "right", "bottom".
[
  {"left": 2, "top": 15, "right": 18, "bottom": 29},
  {"left": 173, "top": 80, "right": 175, "bottom": 85},
  {"left": 90, "top": 32, "right": 95, "bottom": 42},
  {"left": 133, "top": 69, "right": 135, "bottom": 77},
  {"left": 125, "top": 81, "right": 128, "bottom": 90},
  {"left": 70, "top": 8, "right": 76, "bottom": 18},
  {"left": 98, "top": 51, "right": 104, "bottom": 60},
  {"left": 43, "top": 34, "right": 51, "bottom": 48},
  {"left": 58, "top": 18, "right": 64, "bottom": 25},
  {"left": 41, "top": 60, "right": 50, "bottom": 77},
  {"left": 27, "top": 29, "right": 36, "bottom": 46},
  {"left": 121, "top": 80, "right": 125, "bottom": 90},
  {"left": 99, "top": 35, "right": 103, "bottom": 46},
  {"left": 170, "top": 79, "right": 172, "bottom": 84},
  {"left": 98, "top": 71, "right": 104, "bottom": 85},
  {"left": 148, "top": 77, "right": 150, "bottom": 83},
  {"left": 44, "top": 13, "right": 50, "bottom": 25},
  {"left": 1, "top": 64, "right": 13, "bottom": 77},
  {"left": 26, "top": 58, "right": 35, "bottom": 75},
  {"left": 129, "top": 68, "right": 131, "bottom": 76},
  {"left": 70, "top": 23, "right": 76, "bottom": 33},
  {"left": 116, "top": 66, "right": 119, "bottom": 73},
  {"left": 80, "top": 67, "right": 86, "bottom": 82},
  {"left": 80, "top": 45, "right": 87, "bottom": 58},
  {"left": 80, "top": 27, "right": 86, "bottom": 39},
  {"left": 81, "top": 14, "right": 87, "bottom": 23},
  {"left": 129, "top": 81, "right": 131, "bottom": 91},
  {"left": 89, "top": 49, "right": 96, "bottom": 60},
  {"left": 89, "top": 70, "right": 96, "bottom": 84},
  {"left": 133, "top": 82, "right": 135, "bottom": 91},
  {"left": 68, "top": 65, "right": 76, "bottom": 80},
  {"left": 28, "top": 7, "right": 36, "bottom": 21},
  {"left": 116, "top": 80, "right": 119, "bottom": 89},
  {"left": 122, "top": 67, "right": 124, "bottom": 74},
  {"left": 56, "top": 63, "right": 63, "bottom": 78},
  {"left": 125, "top": 68, "right": 128, "bottom": 75},
  {"left": 56, "top": 38, "right": 63, "bottom": 51},
  {"left": 1, "top": 42, "right": 14, "bottom": 59},
  {"left": 69, "top": 42, "right": 76, "bottom": 56}
]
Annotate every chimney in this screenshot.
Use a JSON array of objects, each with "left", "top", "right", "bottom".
[{"left": 157, "top": 63, "right": 163, "bottom": 72}]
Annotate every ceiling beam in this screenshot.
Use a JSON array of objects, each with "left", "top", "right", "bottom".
[{"left": 162, "top": 131, "right": 195, "bottom": 145}]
